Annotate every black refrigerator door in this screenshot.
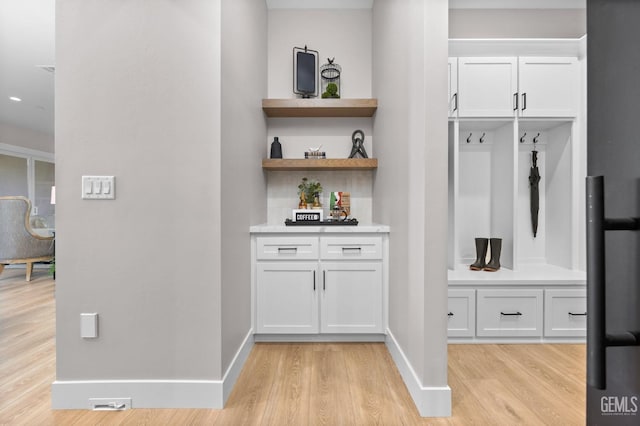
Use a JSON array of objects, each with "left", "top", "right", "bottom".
[{"left": 587, "top": 0, "right": 640, "bottom": 424}]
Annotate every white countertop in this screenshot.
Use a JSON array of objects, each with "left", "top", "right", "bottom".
[
  {"left": 250, "top": 224, "right": 390, "bottom": 234},
  {"left": 448, "top": 264, "right": 586, "bottom": 285}
]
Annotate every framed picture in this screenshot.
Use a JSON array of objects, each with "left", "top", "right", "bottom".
[{"left": 293, "top": 46, "right": 318, "bottom": 98}]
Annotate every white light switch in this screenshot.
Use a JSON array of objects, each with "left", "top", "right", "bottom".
[
  {"left": 82, "top": 176, "right": 115, "bottom": 199},
  {"left": 81, "top": 313, "right": 98, "bottom": 338}
]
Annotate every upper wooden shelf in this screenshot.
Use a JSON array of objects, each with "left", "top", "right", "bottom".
[
  {"left": 262, "top": 158, "right": 378, "bottom": 171},
  {"left": 262, "top": 98, "right": 378, "bottom": 118}
]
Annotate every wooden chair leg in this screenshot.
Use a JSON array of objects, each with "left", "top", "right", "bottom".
[
  {"left": 26, "top": 262, "right": 33, "bottom": 282},
  {"left": 0, "top": 264, "right": 4, "bottom": 275}
]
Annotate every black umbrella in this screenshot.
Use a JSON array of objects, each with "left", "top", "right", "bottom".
[{"left": 529, "top": 149, "right": 541, "bottom": 238}]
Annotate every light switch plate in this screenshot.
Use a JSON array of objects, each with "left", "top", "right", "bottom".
[{"left": 82, "top": 176, "right": 115, "bottom": 200}]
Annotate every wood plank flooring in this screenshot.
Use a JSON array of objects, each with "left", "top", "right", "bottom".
[{"left": 0, "top": 268, "right": 586, "bottom": 425}]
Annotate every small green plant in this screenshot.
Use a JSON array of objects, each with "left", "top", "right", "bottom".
[
  {"left": 298, "top": 177, "right": 323, "bottom": 204},
  {"left": 321, "top": 82, "right": 339, "bottom": 99}
]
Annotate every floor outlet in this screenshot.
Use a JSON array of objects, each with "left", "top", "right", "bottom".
[{"left": 89, "top": 397, "right": 131, "bottom": 411}]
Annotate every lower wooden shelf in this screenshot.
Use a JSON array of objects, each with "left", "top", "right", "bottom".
[{"left": 262, "top": 158, "right": 378, "bottom": 171}]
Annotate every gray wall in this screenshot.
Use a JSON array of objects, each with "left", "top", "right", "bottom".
[
  {"left": 373, "top": 0, "right": 449, "bottom": 388},
  {"left": 56, "top": 0, "right": 223, "bottom": 380},
  {"left": 450, "top": 9, "right": 586, "bottom": 38},
  {"left": 220, "top": 0, "right": 267, "bottom": 373}
]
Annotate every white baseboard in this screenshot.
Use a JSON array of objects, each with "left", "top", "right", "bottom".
[
  {"left": 52, "top": 329, "right": 255, "bottom": 409},
  {"left": 385, "top": 329, "right": 451, "bottom": 418}
]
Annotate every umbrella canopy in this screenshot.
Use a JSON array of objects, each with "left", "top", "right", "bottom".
[{"left": 529, "top": 150, "right": 541, "bottom": 237}]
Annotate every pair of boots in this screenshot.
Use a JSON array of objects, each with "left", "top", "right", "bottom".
[{"left": 470, "top": 238, "right": 501, "bottom": 272}]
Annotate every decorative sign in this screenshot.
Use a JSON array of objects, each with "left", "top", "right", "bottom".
[{"left": 292, "top": 209, "right": 323, "bottom": 222}]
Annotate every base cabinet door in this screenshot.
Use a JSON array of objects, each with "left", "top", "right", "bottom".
[
  {"left": 476, "top": 289, "right": 543, "bottom": 337},
  {"left": 544, "top": 289, "right": 587, "bottom": 337},
  {"left": 321, "top": 262, "right": 383, "bottom": 334},
  {"left": 256, "top": 262, "right": 318, "bottom": 334},
  {"left": 448, "top": 289, "right": 476, "bottom": 337}
]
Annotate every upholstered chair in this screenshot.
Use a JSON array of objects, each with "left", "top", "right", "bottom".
[{"left": 0, "top": 196, "right": 55, "bottom": 281}]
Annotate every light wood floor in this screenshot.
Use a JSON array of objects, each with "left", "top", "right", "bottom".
[{"left": 0, "top": 268, "right": 586, "bottom": 425}]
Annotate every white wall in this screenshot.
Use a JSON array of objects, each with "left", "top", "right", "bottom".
[
  {"left": 373, "top": 0, "right": 450, "bottom": 417},
  {"left": 55, "top": 0, "right": 224, "bottom": 406},
  {"left": 449, "top": 9, "right": 586, "bottom": 38},
  {"left": 266, "top": 9, "right": 374, "bottom": 224},
  {"left": 220, "top": 0, "right": 267, "bottom": 372}
]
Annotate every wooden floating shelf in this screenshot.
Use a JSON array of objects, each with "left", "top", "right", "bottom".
[
  {"left": 262, "top": 98, "right": 378, "bottom": 118},
  {"left": 262, "top": 158, "right": 378, "bottom": 171}
]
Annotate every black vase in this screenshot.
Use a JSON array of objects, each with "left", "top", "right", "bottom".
[{"left": 270, "top": 137, "right": 283, "bottom": 158}]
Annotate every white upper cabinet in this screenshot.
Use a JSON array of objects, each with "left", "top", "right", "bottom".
[
  {"left": 457, "top": 57, "right": 518, "bottom": 117},
  {"left": 448, "top": 57, "right": 458, "bottom": 118},
  {"left": 452, "top": 56, "right": 580, "bottom": 118},
  {"left": 518, "top": 57, "right": 579, "bottom": 117}
]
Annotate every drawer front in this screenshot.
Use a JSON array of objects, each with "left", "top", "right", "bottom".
[
  {"left": 448, "top": 289, "right": 476, "bottom": 337},
  {"left": 544, "top": 289, "right": 586, "bottom": 337},
  {"left": 477, "top": 289, "right": 543, "bottom": 337},
  {"left": 256, "top": 237, "right": 319, "bottom": 260},
  {"left": 320, "top": 237, "right": 383, "bottom": 260}
]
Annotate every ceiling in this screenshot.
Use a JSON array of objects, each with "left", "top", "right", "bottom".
[
  {"left": 0, "top": 0, "right": 55, "bottom": 136},
  {"left": 1, "top": 0, "right": 585, "bottom": 138}
]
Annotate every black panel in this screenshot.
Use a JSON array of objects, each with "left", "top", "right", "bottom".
[{"left": 587, "top": 0, "right": 640, "bottom": 424}]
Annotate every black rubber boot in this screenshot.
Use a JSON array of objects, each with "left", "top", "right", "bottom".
[
  {"left": 484, "top": 238, "right": 502, "bottom": 272},
  {"left": 469, "top": 238, "right": 489, "bottom": 271}
]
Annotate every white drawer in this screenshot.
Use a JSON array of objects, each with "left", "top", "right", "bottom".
[
  {"left": 544, "top": 289, "right": 586, "bottom": 337},
  {"left": 320, "top": 237, "right": 382, "bottom": 260},
  {"left": 256, "top": 237, "right": 319, "bottom": 260},
  {"left": 477, "top": 289, "right": 543, "bottom": 337},
  {"left": 448, "top": 289, "right": 475, "bottom": 337}
]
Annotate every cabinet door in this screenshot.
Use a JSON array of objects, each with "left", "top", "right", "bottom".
[
  {"left": 448, "top": 57, "right": 458, "bottom": 118},
  {"left": 256, "top": 262, "right": 319, "bottom": 334},
  {"left": 518, "top": 57, "right": 579, "bottom": 117},
  {"left": 476, "top": 289, "right": 543, "bottom": 337},
  {"left": 448, "top": 289, "right": 476, "bottom": 337},
  {"left": 458, "top": 57, "right": 517, "bottom": 117},
  {"left": 544, "top": 288, "right": 586, "bottom": 337},
  {"left": 321, "top": 262, "right": 383, "bottom": 334}
]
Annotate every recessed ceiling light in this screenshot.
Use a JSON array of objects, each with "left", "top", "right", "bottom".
[{"left": 9, "top": 96, "right": 22, "bottom": 102}]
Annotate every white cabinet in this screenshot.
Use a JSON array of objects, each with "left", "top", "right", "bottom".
[
  {"left": 447, "top": 289, "right": 476, "bottom": 337},
  {"left": 544, "top": 288, "right": 586, "bottom": 337},
  {"left": 518, "top": 57, "right": 579, "bottom": 117},
  {"left": 476, "top": 289, "right": 544, "bottom": 337},
  {"left": 451, "top": 56, "right": 579, "bottom": 118},
  {"left": 253, "top": 232, "right": 387, "bottom": 338},
  {"left": 256, "top": 262, "right": 319, "bottom": 334},
  {"left": 448, "top": 57, "right": 458, "bottom": 118},
  {"left": 457, "top": 57, "right": 518, "bottom": 117},
  {"left": 321, "top": 262, "right": 383, "bottom": 333}
]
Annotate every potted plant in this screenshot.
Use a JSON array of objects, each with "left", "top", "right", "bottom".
[{"left": 298, "top": 177, "right": 323, "bottom": 208}]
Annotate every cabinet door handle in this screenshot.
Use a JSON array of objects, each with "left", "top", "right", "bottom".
[
  {"left": 500, "top": 311, "right": 522, "bottom": 316},
  {"left": 568, "top": 312, "right": 587, "bottom": 316},
  {"left": 342, "top": 247, "right": 362, "bottom": 254},
  {"left": 277, "top": 247, "right": 297, "bottom": 254},
  {"left": 448, "top": 312, "right": 454, "bottom": 317},
  {"left": 323, "top": 270, "right": 326, "bottom": 290},
  {"left": 453, "top": 93, "right": 458, "bottom": 112},
  {"left": 513, "top": 92, "right": 518, "bottom": 111},
  {"left": 522, "top": 93, "right": 527, "bottom": 111},
  {"left": 313, "top": 270, "right": 316, "bottom": 291}
]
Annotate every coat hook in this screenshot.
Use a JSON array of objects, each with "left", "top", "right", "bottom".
[
  {"left": 479, "top": 133, "right": 486, "bottom": 143},
  {"left": 533, "top": 133, "right": 540, "bottom": 144},
  {"left": 467, "top": 133, "right": 472, "bottom": 143},
  {"left": 520, "top": 132, "right": 527, "bottom": 143}
]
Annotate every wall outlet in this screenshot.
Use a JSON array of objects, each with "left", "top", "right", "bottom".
[
  {"left": 80, "top": 313, "right": 98, "bottom": 338},
  {"left": 89, "top": 397, "right": 131, "bottom": 411}
]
